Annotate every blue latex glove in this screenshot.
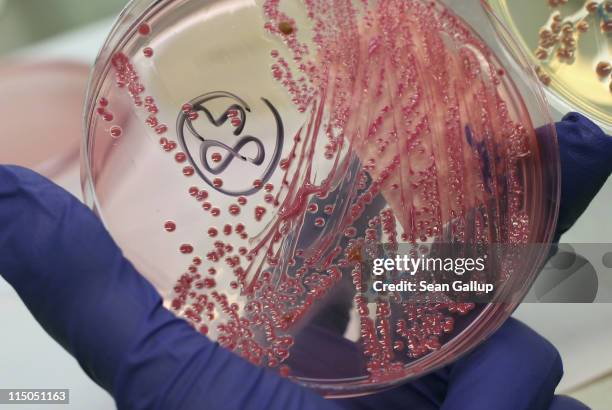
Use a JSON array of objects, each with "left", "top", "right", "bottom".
[
  {"left": 555, "top": 113, "right": 612, "bottom": 239},
  {"left": 0, "top": 112, "right": 609, "bottom": 410}
]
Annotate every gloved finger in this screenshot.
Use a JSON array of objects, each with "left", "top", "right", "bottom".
[
  {"left": 337, "top": 370, "right": 443, "bottom": 410},
  {"left": 440, "top": 318, "right": 562, "bottom": 410},
  {"left": 549, "top": 395, "right": 590, "bottom": 410},
  {"left": 555, "top": 112, "right": 612, "bottom": 238},
  {"left": 337, "top": 317, "right": 565, "bottom": 410},
  {"left": 0, "top": 165, "right": 339, "bottom": 410}
]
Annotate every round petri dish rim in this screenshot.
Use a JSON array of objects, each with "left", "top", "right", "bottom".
[{"left": 81, "top": 0, "right": 561, "bottom": 397}]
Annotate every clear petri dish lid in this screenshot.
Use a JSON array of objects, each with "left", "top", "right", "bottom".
[{"left": 83, "top": 0, "right": 560, "bottom": 397}]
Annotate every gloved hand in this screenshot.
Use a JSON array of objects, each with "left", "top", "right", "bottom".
[
  {"left": 555, "top": 113, "right": 612, "bottom": 239},
  {"left": 0, "top": 112, "right": 609, "bottom": 410}
]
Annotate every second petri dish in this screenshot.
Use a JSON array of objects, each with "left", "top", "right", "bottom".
[{"left": 488, "top": 0, "right": 612, "bottom": 132}]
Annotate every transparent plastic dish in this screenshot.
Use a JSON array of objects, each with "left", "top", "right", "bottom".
[
  {"left": 82, "top": 0, "right": 560, "bottom": 397},
  {"left": 487, "top": 0, "right": 612, "bottom": 134}
]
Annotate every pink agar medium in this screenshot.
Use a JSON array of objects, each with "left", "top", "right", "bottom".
[{"left": 85, "top": 0, "right": 559, "bottom": 397}]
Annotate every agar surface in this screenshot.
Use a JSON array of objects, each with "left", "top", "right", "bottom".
[{"left": 100, "top": 0, "right": 542, "bottom": 385}]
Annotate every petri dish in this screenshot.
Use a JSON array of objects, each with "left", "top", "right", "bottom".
[
  {"left": 487, "top": 0, "right": 612, "bottom": 132},
  {"left": 0, "top": 61, "right": 88, "bottom": 179},
  {"left": 83, "top": 0, "right": 560, "bottom": 397}
]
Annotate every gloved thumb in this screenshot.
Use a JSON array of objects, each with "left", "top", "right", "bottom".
[
  {"left": 556, "top": 112, "right": 612, "bottom": 237},
  {"left": 0, "top": 165, "right": 337, "bottom": 410}
]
